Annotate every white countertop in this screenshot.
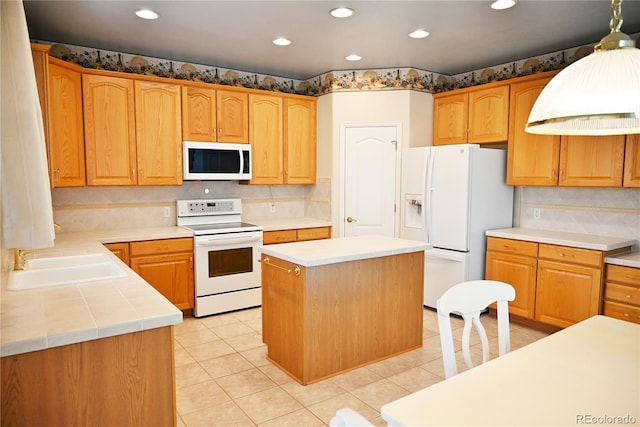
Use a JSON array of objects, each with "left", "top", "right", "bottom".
[
  {"left": 605, "top": 251, "right": 640, "bottom": 269},
  {"left": 486, "top": 227, "right": 637, "bottom": 251},
  {"left": 381, "top": 315, "right": 640, "bottom": 426},
  {"left": 247, "top": 217, "right": 332, "bottom": 232},
  {"left": 259, "top": 235, "right": 431, "bottom": 267},
  {"left": 1, "top": 227, "right": 191, "bottom": 357}
]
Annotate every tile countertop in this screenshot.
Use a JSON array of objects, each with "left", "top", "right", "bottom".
[
  {"left": 1, "top": 227, "right": 191, "bottom": 358},
  {"left": 247, "top": 217, "right": 332, "bottom": 232},
  {"left": 486, "top": 228, "right": 638, "bottom": 252},
  {"left": 260, "top": 235, "right": 431, "bottom": 267},
  {"left": 605, "top": 251, "right": 640, "bottom": 269}
]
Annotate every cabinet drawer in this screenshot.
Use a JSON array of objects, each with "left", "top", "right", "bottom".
[
  {"left": 605, "top": 283, "right": 640, "bottom": 306},
  {"left": 603, "top": 301, "right": 640, "bottom": 324},
  {"left": 130, "top": 238, "right": 193, "bottom": 256},
  {"left": 538, "top": 244, "right": 601, "bottom": 268},
  {"left": 606, "top": 264, "right": 640, "bottom": 286},
  {"left": 487, "top": 237, "right": 538, "bottom": 257},
  {"left": 263, "top": 230, "right": 297, "bottom": 245},
  {"left": 297, "top": 227, "right": 331, "bottom": 241}
]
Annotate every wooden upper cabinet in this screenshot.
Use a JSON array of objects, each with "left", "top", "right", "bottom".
[
  {"left": 433, "top": 85, "right": 509, "bottom": 145},
  {"left": 217, "top": 90, "right": 249, "bottom": 143},
  {"left": 182, "top": 86, "right": 217, "bottom": 141},
  {"left": 623, "top": 134, "right": 640, "bottom": 187},
  {"left": 468, "top": 85, "right": 509, "bottom": 143},
  {"left": 559, "top": 135, "right": 625, "bottom": 187},
  {"left": 83, "top": 74, "right": 137, "bottom": 185},
  {"left": 249, "top": 94, "right": 283, "bottom": 184},
  {"left": 47, "top": 61, "right": 86, "bottom": 187},
  {"left": 284, "top": 98, "right": 317, "bottom": 184},
  {"left": 433, "top": 92, "right": 468, "bottom": 145},
  {"left": 134, "top": 80, "right": 183, "bottom": 185},
  {"left": 507, "top": 75, "right": 560, "bottom": 186}
]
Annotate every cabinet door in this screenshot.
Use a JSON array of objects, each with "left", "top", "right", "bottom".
[
  {"left": 249, "top": 94, "right": 283, "bottom": 184},
  {"left": 559, "top": 135, "right": 625, "bottom": 187},
  {"left": 130, "top": 252, "right": 194, "bottom": 310},
  {"left": 83, "top": 74, "right": 137, "bottom": 185},
  {"left": 507, "top": 76, "right": 560, "bottom": 186},
  {"left": 284, "top": 98, "right": 317, "bottom": 184},
  {"left": 433, "top": 93, "right": 468, "bottom": 145},
  {"left": 535, "top": 260, "right": 602, "bottom": 328},
  {"left": 217, "top": 90, "right": 248, "bottom": 143},
  {"left": 485, "top": 251, "right": 537, "bottom": 318},
  {"left": 623, "top": 134, "right": 640, "bottom": 188},
  {"left": 468, "top": 85, "right": 509, "bottom": 143},
  {"left": 134, "top": 81, "right": 182, "bottom": 185},
  {"left": 182, "top": 86, "right": 216, "bottom": 141},
  {"left": 47, "top": 62, "right": 85, "bottom": 187},
  {"left": 103, "top": 242, "right": 130, "bottom": 265}
]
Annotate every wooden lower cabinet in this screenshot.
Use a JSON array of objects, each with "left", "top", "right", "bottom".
[
  {"left": 105, "top": 238, "right": 194, "bottom": 310},
  {"left": 486, "top": 237, "right": 632, "bottom": 328},
  {"left": 1, "top": 326, "right": 176, "bottom": 427},
  {"left": 604, "top": 264, "right": 640, "bottom": 324},
  {"left": 103, "top": 242, "right": 130, "bottom": 265},
  {"left": 263, "top": 226, "right": 331, "bottom": 245},
  {"left": 485, "top": 238, "right": 538, "bottom": 318},
  {"left": 535, "top": 259, "right": 601, "bottom": 328}
]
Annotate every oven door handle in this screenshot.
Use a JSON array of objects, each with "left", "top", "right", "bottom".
[{"left": 196, "top": 235, "right": 262, "bottom": 246}]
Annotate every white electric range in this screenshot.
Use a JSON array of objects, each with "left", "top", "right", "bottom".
[{"left": 177, "top": 198, "right": 263, "bottom": 317}]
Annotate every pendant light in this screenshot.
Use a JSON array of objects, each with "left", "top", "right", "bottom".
[{"left": 526, "top": 0, "right": 640, "bottom": 135}]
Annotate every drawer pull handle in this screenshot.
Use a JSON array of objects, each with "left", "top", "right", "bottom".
[
  {"left": 157, "top": 246, "right": 169, "bottom": 250},
  {"left": 261, "top": 256, "right": 301, "bottom": 276}
]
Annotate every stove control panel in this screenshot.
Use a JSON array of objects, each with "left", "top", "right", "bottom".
[{"left": 177, "top": 198, "right": 241, "bottom": 217}]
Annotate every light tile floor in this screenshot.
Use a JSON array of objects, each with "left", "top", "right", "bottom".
[{"left": 174, "top": 307, "right": 550, "bottom": 427}]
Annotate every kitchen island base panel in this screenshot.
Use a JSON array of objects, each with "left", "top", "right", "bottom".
[
  {"left": 1, "top": 326, "right": 176, "bottom": 427},
  {"left": 262, "top": 251, "right": 424, "bottom": 385}
]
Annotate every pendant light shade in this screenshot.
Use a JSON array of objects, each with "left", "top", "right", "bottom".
[{"left": 526, "top": 0, "right": 640, "bottom": 136}]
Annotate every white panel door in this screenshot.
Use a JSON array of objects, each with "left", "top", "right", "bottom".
[{"left": 344, "top": 126, "right": 397, "bottom": 237}]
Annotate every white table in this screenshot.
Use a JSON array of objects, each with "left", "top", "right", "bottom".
[{"left": 381, "top": 315, "right": 640, "bottom": 426}]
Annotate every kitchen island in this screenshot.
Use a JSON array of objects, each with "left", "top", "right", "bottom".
[{"left": 260, "top": 235, "right": 430, "bottom": 385}]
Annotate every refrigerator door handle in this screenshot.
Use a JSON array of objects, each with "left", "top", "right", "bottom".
[{"left": 425, "top": 149, "right": 436, "bottom": 243}]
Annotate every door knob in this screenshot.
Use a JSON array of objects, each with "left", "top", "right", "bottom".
[{"left": 346, "top": 216, "right": 357, "bottom": 223}]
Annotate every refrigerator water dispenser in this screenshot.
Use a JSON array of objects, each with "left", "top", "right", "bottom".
[{"left": 404, "top": 194, "right": 423, "bottom": 229}]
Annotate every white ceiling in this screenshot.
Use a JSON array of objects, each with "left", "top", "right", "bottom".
[{"left": 23, "top": 0, "right": 640, "bottom": 80}]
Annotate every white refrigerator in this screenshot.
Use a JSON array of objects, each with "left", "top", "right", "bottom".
[{"left": 400, "top": 144, "right": 514, "bottom": 308}]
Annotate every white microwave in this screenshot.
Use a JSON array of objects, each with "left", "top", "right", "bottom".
[{"left": 183, "top": 141, "right": 252, "bottom": 181}]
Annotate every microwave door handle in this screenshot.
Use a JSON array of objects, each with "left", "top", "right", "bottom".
[{"left": 197, "top": 235, "right": 262, "bottom": 246}]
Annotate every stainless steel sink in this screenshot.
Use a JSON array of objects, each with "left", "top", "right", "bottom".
[{"left": 7, "top": 254, "right": 127, "bottom": 291}]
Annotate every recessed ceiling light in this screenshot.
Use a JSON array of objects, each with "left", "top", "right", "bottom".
[
  {"left": 135, "top": 9, "right": 159, "bottom": 20},
  {"left": 409, "top": 30, "right": 430, "bottom": 39},
  {"left": 490, "top": 0, "right": 516, "bottom": 10},
  {"left": 273, "top": 37, "right": 292, "bottom": 46},
  {"left": 345, "top": 54, "right": 362, "bottom": 61},
  {"left": 330, "top": 7, "right": 355, "bottom": 18}
]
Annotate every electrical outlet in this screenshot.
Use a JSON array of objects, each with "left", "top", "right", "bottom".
[
  {"left": 533, "top": 208, "right": 541, "bottom": 219},
  {"left": 163, "top": 207, "right": 171, "bottom": 218},
  {"left": 270, "top": 203, "right": 276, "bottom": 213}
]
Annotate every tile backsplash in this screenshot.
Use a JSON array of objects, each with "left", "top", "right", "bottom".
[
  {"left": 517, "top": 187, "right": 640, "bottom": 243},
  {"left": 50, "top": 179, "right": 331, "bottom": 232}
]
